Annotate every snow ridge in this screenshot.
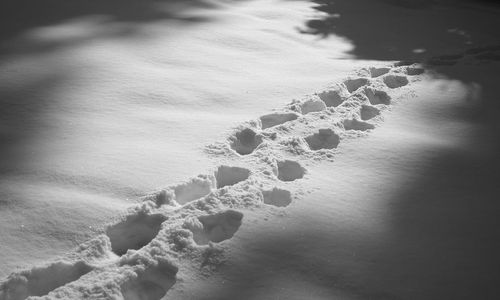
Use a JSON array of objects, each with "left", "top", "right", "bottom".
[{"left": 0, "top": 63, "right": 423, "bottom": 300}]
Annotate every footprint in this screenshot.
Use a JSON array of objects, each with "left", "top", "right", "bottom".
[
  {"left": 277, "top": 160, "right": 306, "bottom": 182},
  {"left": 106, "top": 212, "right": 166, "bottom": 256},
  {"left": 363, "top": 87, "right": 391, "bottom": 105},
  {"left": 317, "top": 88, "right": 348, "bottom": 107},
  {"left": 185, "top": 210, "right": 243, "bottom": 245},
  {"left": 260, "top": 112, "right": 299, "bottom": 129},
  {"left": 343, "top": 78, "right": 369, "bottom": 93},
  {"left": 121, "top": 260, "right": 177, "bottom": 300},
  {"left": 360, "top": 105, "right": 380, "bottom": 120},
  {"left": 0, "top": 261, "right": 93, "bottom": 300},
  {"left": 369, "top": 67, "right": 390, "bottom": 78},
  {"left": 262, "top": 188, "right": 292, "bottom": 207},
  {"left": 383, "top": 74, "right": 409, "bottom": 89},
  {"left": 405, "top": 66, "right": 425, "bottom": 76},
  {"left": 173, "top": 176, "right": 214, "bottom": 205},
  {"left": 305, "top": 128, "right": 340, "bottom": 151},
  {"left": 215, "top": 165, "right": 250, "bottom": 189},
  {"left": 300, "top": 98, "right": 326, "bottom": 114},
  {"left": 343, "top": 119, "right": 375, "bottom": 131},
  {"left": 229, "top": 128, "right": 263, "bottom": 155}
]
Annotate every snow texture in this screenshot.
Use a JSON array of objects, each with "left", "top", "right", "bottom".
[{"left": 0, "top": 63, "right": 422, "bottom": 299}]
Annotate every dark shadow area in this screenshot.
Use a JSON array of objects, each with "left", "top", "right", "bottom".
[
  {"left": 195, "top": 148, "right": 500, "bottom": 299},
  {"left": 0, "top": 0, "right": 227, "bottom": 195},
  {"left": 190, "top": 66, "right": 500, "bottom": 299},
  {"left": 0, "top": 0, "right": 222, "bottom": 55},
  {"left": 0, "top": 73, "right": 63, "bottom": 176},
  {"left": 193, "top": 221, "right": 401, "bottom": 299},
  {"left": 299, "top": 0, "right": 500, "bottom": 61},
  {"left": 376, "top": 148, "right": 500, "bottom": 299},
  {"left": 426, "top": 53, "right": 500, "bottom": 146},
  {"left": 298, "top": 0, "right": 500, "bottom": 161},
  {"left": 0, "top": 0, "right": 216, "bottom": 41}
]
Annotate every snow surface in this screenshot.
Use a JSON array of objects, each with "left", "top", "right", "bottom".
[
  {"left": 0, "top": 0, "right": 367, "bottom": 278},
  {"left": 1, "top": 0, "right": 500, "bottom": 299}
]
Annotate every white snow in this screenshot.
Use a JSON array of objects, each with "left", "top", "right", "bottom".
[
  {"left": 0, "top": 0, "right": 363, "bottom": 278},
  {"left": 1, "top": 0, "right": 500, "bottom": 299}
]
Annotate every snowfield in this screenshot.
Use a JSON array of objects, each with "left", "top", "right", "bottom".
[{"left": 1, "top": 0, "right": 500, "bottom": 299}]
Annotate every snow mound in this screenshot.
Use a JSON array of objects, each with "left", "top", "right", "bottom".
[
  {"left": 106, "top": 212, "right": 166, "bottom": 256},
  {"left": 262, "top": 188, "right": 292, "bottom": 207},
  {"left": 260, "top": 112, "right": 299, "bottom": 129},
  {"left": 343, "top": 77, "right": 369, "bottom": 93},
  {"left": 215, "top": 166, "right": 250, "bottom": 189},
  {"left": 360, "top": 105, "right": 381, "bottom": 120},
  {"left": 383, "top": 74, "right": 409, "bottom": 88},
  {"left": 185, "top": 210, "right": 244, "bottom": 245},
  {"left": 277, "top": 160, "right": 306, "bottom": 182},
  {"left": 0, "top": 261, "right": 92, "bottom": 300},
  {"left": 305, "top": 129, "right": 340, "bottom": 150},
  {"left": 364, "top": 87, "right": 391, "bottom": 105},
  {"left": 343, "top": 119, "right": 375, "bottom": 131}
]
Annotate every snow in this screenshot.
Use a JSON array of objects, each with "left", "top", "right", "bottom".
[
  {"left": 0, "top": 0, "right": 363, "bottom": 278},
  {"left": 1, "top": 0, "right": 500, "bottom": 299}
]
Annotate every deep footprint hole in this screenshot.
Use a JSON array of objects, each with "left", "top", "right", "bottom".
[
  {"left": 106, "top": 213, "right": 166, "bottom": 256},
  {"left": 383, "top": 74, "right": 409, "bottom": 89},
  {"left": 360, "top": 105, "right": 380, "bottom": 120},
  {"left": 364, "top": 88, "right": 391, "bottom": 105},
  {"left": 262, "top": 188, "right": 292, "bottom": 207},
  {"left": 189, "top": 210, "right": 244, "bottom": 245},
  {"left": 344, "top": 119, "right": 375, "bottom": 131},
  {"left": 3, "top": 261, "right": 93, "bottom": 299},
  {"left": 277, "top": 160, "right": 305, "bottom": 182},
  {"left": 174, "top": 177, "right": 213, "bottom": 205},
  {"left": 343, "top": 78, "right": 369, "bottom": 93},
  {"left": 300, "top": 99, "right": 326, "bottom": 114},
  {"left": 230, "top": 128, "right": 263, "bottom": 155},
  {"left": 318, "top": 90, "right": 345, "bottom": 107},
  {"left": 305, "top": 128, "right": 340, "bottom": 151},
  {"left": 369, "top": 67, "right": 390, "bottom": 78},
  {"left": 406, "top": 66, "right": 425, "bottom": 75},
  {"left": 215, "top": 165, "right": 250, "bottom": 189},
  {"left": 260, "top": 112, "right": 298, "bottom": 129},
  {"left": 121, "top": 260, "right": 177, "bottom": 300}
]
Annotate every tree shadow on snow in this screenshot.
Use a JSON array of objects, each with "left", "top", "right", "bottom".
[
  {"left": 0, "top": 0, "right": 215, "bottom": 43},
  {"left": 296, "top": 0, "right": 500, "bottom": 124},
  {"left": 0, "top": 0, "right": 231, "bottom": 193},
  {"left": 297, "top": 0, "right": 500, "bottom": 61}
]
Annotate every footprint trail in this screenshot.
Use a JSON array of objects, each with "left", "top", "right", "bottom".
[{"left": 0, "top": 62, "right": 425, "bottom": 300}]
